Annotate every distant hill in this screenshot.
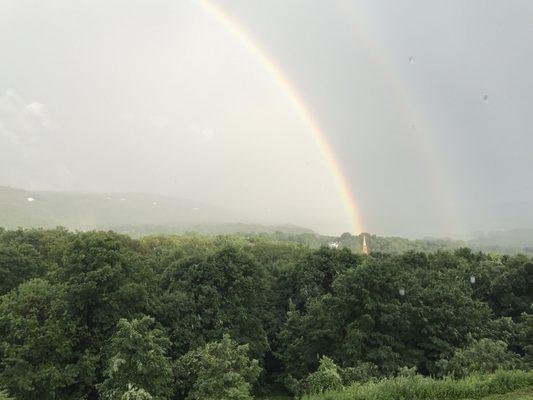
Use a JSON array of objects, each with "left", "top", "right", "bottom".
[
  {"left": 469, "top": 229, "right": 533, "bottom": 249},
  {"left": 109, "top": 223, "right": 315, "bottom": 237},
  {"left": 0, "top": 186, "right": 314, "bottom": 236},
  {"left": 1, "top": 186, "right": 532, "bottom": 254},
  {"left": 0, "top": 186, "right": 234, "bottom": 230}
]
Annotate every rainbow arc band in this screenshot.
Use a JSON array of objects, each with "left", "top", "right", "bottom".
[{"left": 197, "top": 0, "right": 364, "bottom": 234}]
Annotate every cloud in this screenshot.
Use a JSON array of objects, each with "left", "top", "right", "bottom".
[
  {"left": 0, "top": 90, "right": 56, "bottom": 147},
  {"left": 24, "top": 101, "right": 55, "bottom": 130},
  {"left": 200, "top": 128, "right": 216, "bottom": 141},
  {"left": 0, "top": 89, "right": 74, "bottom": 190},
  {"left": 190, "top": 124, "right": 217, "bottom": 142},
  {"left": 25, "top": 101, "right": 44, "bottom": 116},
  {"left": 0, "top": 121, "right": 19, "bottom": 145},
  {"left": 149, "top": 115, "right": 170, "bottom": 129}
]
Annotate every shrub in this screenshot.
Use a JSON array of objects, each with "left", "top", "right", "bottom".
[
  {"left": 339, "top": 362, "right": 379, "bottom": 385},
  {"left": 304, "top": 356, "right": 343, "bottom": 395},
  {"left": 396, "top": 366, "right": 417, "bottom": 378},
  {"left": 436, "top": 338, "right": 522, "bottom": 378}
]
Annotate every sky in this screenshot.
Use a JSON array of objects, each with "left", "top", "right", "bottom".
[{"left": 1, "top": 0, "right": 532, "bottom": 237}]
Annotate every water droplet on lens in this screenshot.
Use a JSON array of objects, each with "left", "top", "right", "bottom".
[
  {"left": 409, "top": 56, "right": 414, "bottom": 64},
  {"left": 483, "top": 94, "right": 489, "bottom": 103}
]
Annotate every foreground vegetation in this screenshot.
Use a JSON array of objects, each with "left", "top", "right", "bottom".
[
  {"left": 0, "top": 228, "right": 531, "bottom": 399},
  {"left": 481, "top": 387, "right": 533, "bottom": 400},
  {"left": 302, "top": 370, "right": 533, "bottom": 400}
]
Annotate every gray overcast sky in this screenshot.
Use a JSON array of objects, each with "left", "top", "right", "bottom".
[{"left": 1, "top": 0, "right": 532, "bottom": 237}]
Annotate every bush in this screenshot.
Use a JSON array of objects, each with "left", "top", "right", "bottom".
[
  {"left": 436, "top": 338, "right": 522, "bottom": 378},
  {"left": 396, "top": 366, "right": 417, "bottom": 378},
  {"left": 304, "top": 357, "right": 343, "bottom": 395},
  {"left": 339, "top": 362, "right": 379, "bottom": 385}
]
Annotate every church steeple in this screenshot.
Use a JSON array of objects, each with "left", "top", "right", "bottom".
[{"left": 362, "top": 235, "right": 369, "bottom": 255}]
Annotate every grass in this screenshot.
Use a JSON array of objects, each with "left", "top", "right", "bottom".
[
  {"left": 302, "top": 370, "right": 533, "bottom": 400},
  {"left": 477, "top": 387, "right": 533, "bottom": 399},
  {"left": 260, "top": 388, "right": 533, "bottom": 400}
]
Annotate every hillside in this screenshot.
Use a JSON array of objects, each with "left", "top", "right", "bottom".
[
  {"left": 0, "top": 186, "right": 243, "bottom": 231},
  {"left": 0, "top": 186, "right": 319, "bottom": 236},
  {"left": 1, "top": 186, "right": 533, "bottom": 255}
]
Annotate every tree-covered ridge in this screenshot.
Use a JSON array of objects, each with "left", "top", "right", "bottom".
[{"left": 0, "top": 228, "right": 531, "bottom": 399}]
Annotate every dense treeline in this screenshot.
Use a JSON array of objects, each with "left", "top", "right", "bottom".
[
  {"left": 0, "top": 228, "right": 531, "bottom": 399},
  {"left": 109, "top": 226, "right": 533, "bottom": 256},
  {"left": 247, "top": 231, "right": 533, "bottom": 256}
]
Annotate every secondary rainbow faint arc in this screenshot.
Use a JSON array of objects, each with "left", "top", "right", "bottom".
[
  {"left": 338, "top": 0, "right": 462, "bottom": 235},
  {"left": 197, "top": 0, "right": 365, "bottom": 234}
]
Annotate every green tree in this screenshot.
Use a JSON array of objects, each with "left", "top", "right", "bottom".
[
  {"left": 176, "top": 334, "right": 261, "bottom": 400},
  {"left": 120, "top": 385, "right": 153, "bottom": 400},
  {"left": 515, "top": 313, "right": 533, "bottom": 368},
  {"left": 158, "top": 245, "right": 269, "bottom": 358},
  {"left": 55, "top": 231, "right": 153, "bottom": 394},
  {"left": 276, "top": 297, "right": 340, "bottom": 381},
  {"left": 0, "top": 390, "right": 13, "bottom": 400},
  {"left": 0, "top": 242, "right": 43, "bottom": 295},
  {"left": 56, "top": 232, "right": 151, "bottom": 336},
  {"left": 98, "top": 316, "right": 173, "bottom": 400},
  {"left": 0, "top": 279, "right": 97, "bottom": 400},
  {"left": 290, "top": 247, "right": 360, "bottom": 309},
  {"left": 486, "top": 258, "right": 533, "bottom": 318}
]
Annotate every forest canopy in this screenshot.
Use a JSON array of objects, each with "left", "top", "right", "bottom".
[{"left": 0, "top": 228, "right": 531, "bottom": 399}]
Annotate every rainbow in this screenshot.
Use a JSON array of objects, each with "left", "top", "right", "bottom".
[
  {"left": 197, "top": 0, "right": 365, "bottom": 234},
  {"left": 338, "top": 1, "right": 462, "bottom": 235}
]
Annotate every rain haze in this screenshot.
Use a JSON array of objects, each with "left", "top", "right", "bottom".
[{"left": 1, "top": 0, "right": 533, "bottom": 237}]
